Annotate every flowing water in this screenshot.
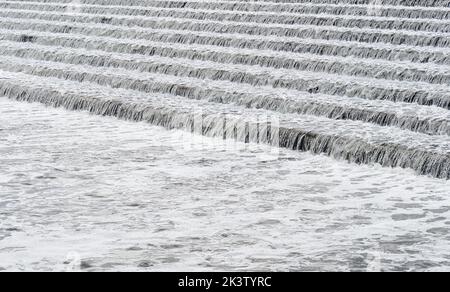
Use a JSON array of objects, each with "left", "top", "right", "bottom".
[
  {"left": 0, "top": 0, "right": 449, "bottom": 178},
  {"left": 0, "top": 0, "right": 449, "bottom": 271},
  {"left": 1, "top": 98, "right": 450, "bottom": 272}
]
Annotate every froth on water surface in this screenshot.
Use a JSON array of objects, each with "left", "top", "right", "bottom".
[{"left": 0, "top": 98, "right": 449, "bottom": 272}]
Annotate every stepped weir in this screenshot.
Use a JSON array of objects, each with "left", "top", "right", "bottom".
[{"left": 0, "top": 0, "right": 449, "bottom": 178}]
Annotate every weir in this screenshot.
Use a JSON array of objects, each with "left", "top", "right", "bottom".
[{"left": 0, "top": 0, "right": 449, "bottom": 178}]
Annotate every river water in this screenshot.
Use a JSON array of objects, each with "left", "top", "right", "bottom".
[{"left": 1, "top": 98, "right": 449, "bottom": 271}]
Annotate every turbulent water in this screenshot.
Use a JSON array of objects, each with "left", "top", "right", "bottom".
[
  {"left": 0, "top": 0, "right": 448, "bottom": 178},
  {"left": 0, "top": 0, "right": 450, "bottom": 272},
  {"left": 1, "top": 98, "right": 450, "bottom": 272}
]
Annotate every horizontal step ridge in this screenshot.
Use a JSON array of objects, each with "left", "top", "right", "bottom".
[{"left": 1, "top": 70, "right": 449, "bottom": 179}]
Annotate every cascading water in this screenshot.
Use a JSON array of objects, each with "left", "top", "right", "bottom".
[{"left": 0, "top": 0, "right": 449, "bottom": 178}]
